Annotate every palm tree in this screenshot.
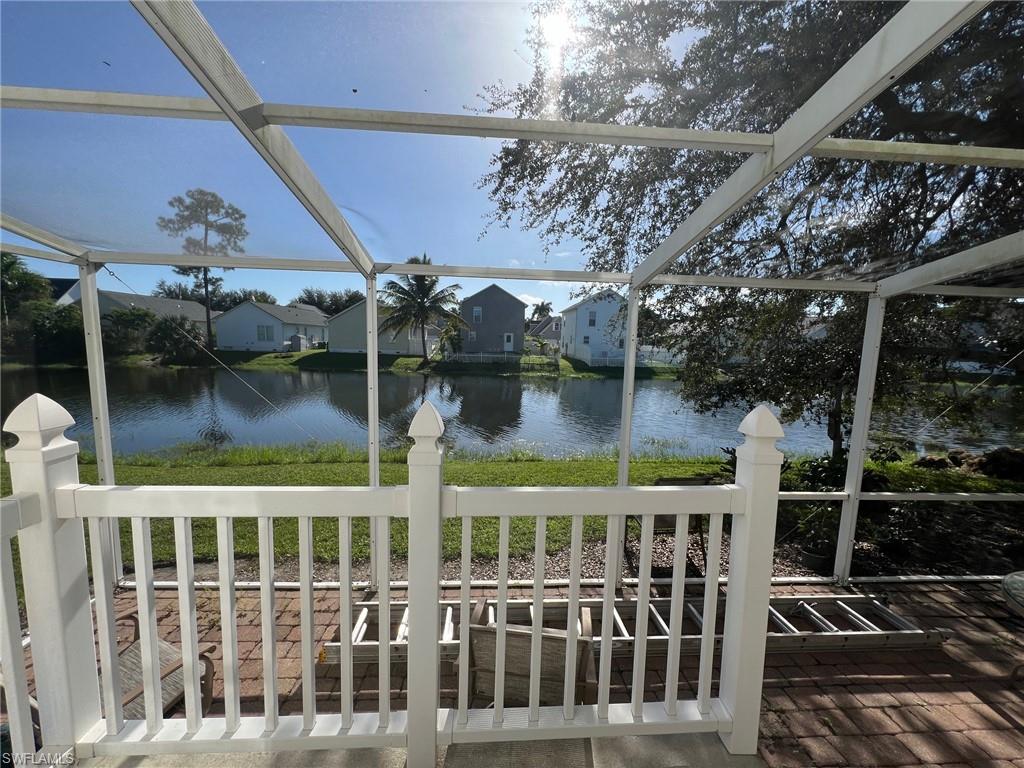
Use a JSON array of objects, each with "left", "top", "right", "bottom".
[
  {"left": 531, "top": 301, "right": 553, "bottom": 321},
  {"left": 379, "top": 254, "right": 463, "bottom": 361}
]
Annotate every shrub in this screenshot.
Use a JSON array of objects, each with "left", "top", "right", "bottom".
[
  {"left": 8, "top": 299, "right": 85, "bottom": 363},
  {"left": 102, "top": 307, "right": 156, "bottom": 355},
  {"left": 146, "top": 315, "right": 205, "bottom": 364}
]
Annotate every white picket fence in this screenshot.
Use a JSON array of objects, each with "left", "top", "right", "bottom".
[{"left": 1, "top": 393, "right": 784, "bottom": 765}]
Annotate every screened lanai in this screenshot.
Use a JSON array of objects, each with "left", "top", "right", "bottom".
[{"left": 2, "top": 0, "right": 1022, "bottom": 591}]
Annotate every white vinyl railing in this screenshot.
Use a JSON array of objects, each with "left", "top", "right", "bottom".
[{"left": 2, "top": 393, "right": 785, "bottom": 765}]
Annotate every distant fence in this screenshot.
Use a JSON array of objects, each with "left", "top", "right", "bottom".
[{"left": 444, "top": 351, "right": 558, "bottom": 364}]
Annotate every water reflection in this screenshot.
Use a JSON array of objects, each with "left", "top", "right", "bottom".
[{"left": 1, "top": 367, "right": 1018, "bottom": 457}]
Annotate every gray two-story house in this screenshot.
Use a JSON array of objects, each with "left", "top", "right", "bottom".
[{"left": 459, "top": 284, "right": 527, "bottom": 354}]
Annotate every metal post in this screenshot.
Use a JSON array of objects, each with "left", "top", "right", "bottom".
[
  {"left": 614, "top": 288, "right": 641, "bottom": 585},
  {"left": 405, "top": 402, "right": 445, "bottom": 768},
  {"left": 366, "top": 275, "right": 380, "bottom": 587},
  {"left": 834, "top": 295, "right": 886, "bottom": 584},
  {"left": 78, "top": 263, "right": 123, "bottom": 582}
]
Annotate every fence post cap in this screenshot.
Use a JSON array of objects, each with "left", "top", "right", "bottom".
[
  {"left": 408, "top": 401, "right": 444, "bottom": 444},
  {"left": 738, "top": 404, "right": 784, "bottom": 440},
  {"left": 3, "top": 394, "right": 76, "bottom": 451}
]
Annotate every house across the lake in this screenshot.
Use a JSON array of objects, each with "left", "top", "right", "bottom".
[
  {"left": 212, "top": 299, "right": 327, "bottom": 351},
  {"left": 560, "top": 289, "right": 626, "bottom": 365},
  {"left": 459, "top": 284, "right": 527, "bottom": 355},
  {"left": 56, "top": 284, "right": 211, "bottom": 325},
  {"left": 327, "top": 299, "right": 439, "bottom": 355}
]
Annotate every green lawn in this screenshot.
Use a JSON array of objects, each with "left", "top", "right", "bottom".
[{"left": 3, "top": 449, "right": 1019, "bottom": 570}]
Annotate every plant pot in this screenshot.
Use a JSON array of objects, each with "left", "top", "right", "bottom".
[{"left": 799, "top": 547, "right": 834, "bottom": 575}]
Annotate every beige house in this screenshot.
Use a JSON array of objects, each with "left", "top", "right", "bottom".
[{"left": 327, "top": 299, "right": 439, "bottom": 355}]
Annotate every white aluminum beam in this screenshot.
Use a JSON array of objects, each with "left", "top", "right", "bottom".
[
  {"left": 130, "top": 0, "right": 374, "bottom": 277},
  {"left": 4, "top": 241, "right": 1021, "bottom": 296},
  {"left": 0, "top": 213, "right": 89, "bottom": 261},
  {"left": 5, "top": 85, "right": 1024, "bottom": 169},
  {"left": 631, "top": 1, "right": 985, "bottom": 287},
  {"left": 0, "top": 241, "right": 84, "bottom": 265},
  {"left": 877, "top": 231, "right": 1024, "bottom": 297},
  {"left": 834, "top": 296, "right": 886, "bottom": 584},
  {"left": 78, "top": 262, "right": 124, "bottom": 582}
]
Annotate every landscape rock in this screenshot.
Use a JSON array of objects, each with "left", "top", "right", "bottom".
[
  {"left": 913, "top": 454, "right": 952, "bottom": 470},
  {"left": 965, "top": 446, "right": 1024, "bottom": 480},
  {"left": 946, "top": 448, "right": 974, "bottom": 467}
]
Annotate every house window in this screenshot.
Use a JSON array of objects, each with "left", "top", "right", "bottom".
[
  {"left": 583, "top": 335, "right": 590, "bottom": 345},
  {"left": 619, "top": 338, "right": 625, "bottom": 349},
  {"left": 257, "top": 324, "right": 274, "bottom": 341},
  {"left": 553, "top": 321, "right": 560, "bottom": 331},
  {"left": 588, "top": 310, "right": 597, "bottom": 327},
  {"left": 472, "top": 306, "right": 483, "bottom": 323},
  {"left": 468, "top": 331, "right": 477, "bottom": 342}
]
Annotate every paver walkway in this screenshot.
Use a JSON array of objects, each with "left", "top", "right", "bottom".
[{"left": 16, "top": 580, "right": 1024, "bottom": 767}]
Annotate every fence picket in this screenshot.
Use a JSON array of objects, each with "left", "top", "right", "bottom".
[
  {"left": 493, "top": 516, "right": 510, "bottom": 724},
  {"left": 217, "top": 517, "right": 241, "bottom": 732},
  {"left": 529, "top": 515, "right": 546, "bottom": 722},
  {"left": 664, "top": 514, "right": 690, "bottom": 716},
  {"left": 563, "top": 515, "right": 583, "bottom": 719},
  {"left": 258, "top": 517, "right": 279, "bottom": 731},
  {"left": 630, "top": 515, "right": 655, "bottom": 718},
  {"left": 0, "top": 533, "right": 35, "bottom": 753},
  {"left": 376, "top": 516, "right": 391, "bottom": 728},
  {"left": 597, "top": 515, "right": 618, "bottom": 719},
  {"left": 338, "top": 517, "right": 353, "bottom": 729},
  {"left": 87, "top": 515, "right": 123, "bottom": 734},
  {"left": 299, "top": 516, "right": 316, "bottom": 729},
  {"left": 457, "top": 516, "right": 472, "bottom": 724},
  {"left": 697, "top": 514, "right": 724, "bottom": 714},
  {"left": 173, "top": 517, "right": 203, "bottom": 733},
  {"left": 130, "top": 518, "right": 162, "bottom": 734}
]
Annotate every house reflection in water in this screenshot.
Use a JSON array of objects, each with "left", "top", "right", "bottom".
[{"left": 440, "top": 376, "right": 524, "bottom": 443}]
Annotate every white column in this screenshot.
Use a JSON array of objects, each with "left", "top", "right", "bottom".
[
  {"left": 365, "top": 274, "right": 380, "bottom": 587},
  {"left": 613, "top": 288, "right": 641, "bottom": 585},
  {"left": 78, "top": 262, "right": 123, "bottom": 581},
  {"left": 834, "top": 296, "right": 886, "bottom": 583},
  {"left": 3, "top": 394, "right": 102, "bottom": 751},
  {"left": 405, "top": 402, "right": 445, "bottom": 768},
  {"left": 718, "top": 404, "right": 784, "bottom": 754}
]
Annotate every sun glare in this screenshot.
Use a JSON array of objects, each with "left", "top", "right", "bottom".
[{"left": 540, "top": 10, "right": 574, "bottom": 61}]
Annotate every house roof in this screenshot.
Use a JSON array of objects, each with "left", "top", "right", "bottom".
[
  {"left": 529, "top": 315, "right": 562, "bottom": 335},
  {"left": 102, "top": 289, "right": 213, "bottom": 324},
  {"left": 328, "top": 298, "right": 442, "bottom": 332},
  {"left": 46, "top": 277, "right": 78, "bottom": 301},
  {"left": 460, "top": 283, "right": 528, "bottom": 307},
  {"left": 560, "top": 288, "right": 624, "bottom": 314},
  {"left": 214, "top": 299, "right": 327, "bottom": 326}
]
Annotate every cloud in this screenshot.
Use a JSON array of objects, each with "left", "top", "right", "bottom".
[
  {"left": 517, "top": 293, "right": 545, "bottom": 306},
  {"left": 507, "top": 258, "right": 522, "bottom": 267}
]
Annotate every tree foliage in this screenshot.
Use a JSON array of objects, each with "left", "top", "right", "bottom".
[
  {"left": 379, "top": 255, "right": 463, "bottom": 360},
  {"left": 293, "top": 287, "right": 364, "bottom": 316},
  {"left": 220, "top": 288, "right": 278, "bottom": 308},
  {"left": 102, "top": 307, "right": 156, "bottom": 356},
  {"left": 153, "top": 279, "right": 276, "bottom": 310},
  {"left": 156, "top": 188, "right": 248, "bottom": 343},
  {"left": 145, "top": 314, "right": 204, "bottom": 365},
  {"left": 8, "top": 299, "right": 85, "bottom": 363},
  {"left": 481, "top": 1, "right": 1024, "bottom": 454},
  {"left": 530, "top": 301, "right": 553, "bottom": 320},
  {"left": 1, "top": 252, "right": 51, "bottom": 322}
]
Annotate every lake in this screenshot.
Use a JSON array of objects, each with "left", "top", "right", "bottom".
[{"left": 1, "top": 367, "right": 1018, "bottom": 458}]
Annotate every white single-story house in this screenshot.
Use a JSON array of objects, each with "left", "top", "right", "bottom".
[
  {"left": 560, "top": 288, "right": 626, "bottom": 365},
  {"left": 327, "top": 299, "right": 439, "bottom": 355},
  {"left": 212, "top": 300, "right": 327, "bottom": 351},
  {"left": 57, "top": 284, "right": 212, "bottom": 325}
]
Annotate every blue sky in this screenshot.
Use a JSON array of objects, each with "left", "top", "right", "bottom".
[{"left": 1, "top": 1, "right": 594, "bottom": 313}]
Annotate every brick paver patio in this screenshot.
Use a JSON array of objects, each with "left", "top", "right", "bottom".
[{"left": 17, "top": 580, "right": 1024, "bottom": 767}]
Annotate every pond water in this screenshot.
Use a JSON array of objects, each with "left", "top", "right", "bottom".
[{"left": 1, "top": 367, "right": 1018, "bottom": 458}]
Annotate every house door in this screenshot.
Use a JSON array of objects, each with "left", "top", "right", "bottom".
[{"left": 503, "top": 333, "right": 514, "bottom": 351}]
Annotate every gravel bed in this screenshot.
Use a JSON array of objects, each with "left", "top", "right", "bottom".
[{"left": 149, "top": 531, "right": 815, "bottom": 584}]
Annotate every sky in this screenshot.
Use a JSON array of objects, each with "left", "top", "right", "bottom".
[{"left": 0, "top": 1, "right": 597, "bottom": 314}]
